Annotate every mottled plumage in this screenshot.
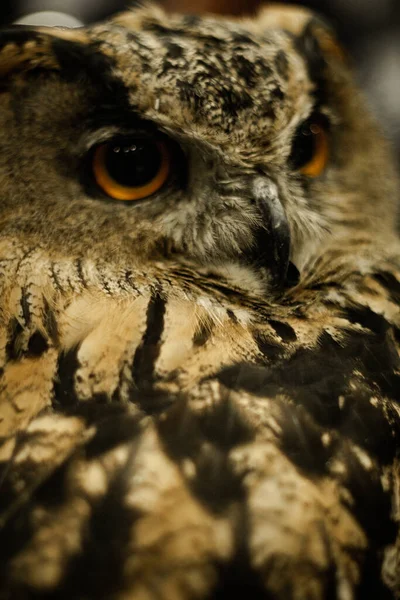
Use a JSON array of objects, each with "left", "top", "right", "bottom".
[{"left": 0, "top": 3, "right": 400, "bottom": 599}]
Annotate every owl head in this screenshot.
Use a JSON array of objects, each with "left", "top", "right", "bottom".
[{"left": 0, "top": 3, "right": 398, "bottom": 297}]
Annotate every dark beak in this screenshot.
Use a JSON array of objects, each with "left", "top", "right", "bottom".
[{"left": 243, "top": 178, "right": 293, "bottom": 289}]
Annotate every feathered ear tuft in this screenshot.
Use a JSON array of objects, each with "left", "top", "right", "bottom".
[
  {"left": 254, "top": 3, "right": 347, "bottom": 65},
  {"left": 110, "top": 3, "right": 169, "bottom": 33},
  {"left": 0, "top": 26, "right": 89, "bottom": 80}
]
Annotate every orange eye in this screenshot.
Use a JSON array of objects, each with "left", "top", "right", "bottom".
[
  {"left": 92, "top": 137, "right": 171, "bottom": 201},
  {"left": 289, "top": 114, "right": 330, "bottom": 178}
]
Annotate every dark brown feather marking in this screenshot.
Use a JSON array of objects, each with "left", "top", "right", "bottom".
[{"left": 131, "top": 291, "right": 166, "bottom": 389}]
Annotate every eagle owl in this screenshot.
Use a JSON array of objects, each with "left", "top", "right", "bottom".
[{"left": 1, "top": 3, "right": 400, "bottom": 599}]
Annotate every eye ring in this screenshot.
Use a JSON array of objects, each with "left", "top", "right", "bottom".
[
  {"left": 92, "top": 137, "right": 171, "bottom": 201},
  {"left": 289, "top": 114, "right": 330, "bottom": 178}
]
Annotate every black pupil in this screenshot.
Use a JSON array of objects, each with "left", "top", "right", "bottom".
[
  {"left": 288, "top": 115, "right": 327, "bottom": 171},
  {"left": 289, "top": 121, "right": 318, "bottom": 170},
  {"left": 105, "top": 139, "right": 162, "bottom": 187}
]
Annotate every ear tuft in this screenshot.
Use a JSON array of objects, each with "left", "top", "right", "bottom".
[
  {"left": 0, "top": 29, "right": 56, "bottom": 78},
  {"left": 111, "top": 4, "right": 169, "bottom": 33},
  {"left": 255, "top": 3, "right": 347, "bottom": 65},
  {"left": 308, "top": 20, "right": 347, "bottom": 64},
  {"left": 0, "top": 26, "right": 89, "bottom": 80}
]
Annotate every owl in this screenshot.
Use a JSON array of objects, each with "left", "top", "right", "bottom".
[{"left": 1, "top": 3, "right": 400, "bottom": 599}]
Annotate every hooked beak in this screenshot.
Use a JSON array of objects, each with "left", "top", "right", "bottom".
[{"left": 243, "top": 178, "right": 294, "bottom": 289}]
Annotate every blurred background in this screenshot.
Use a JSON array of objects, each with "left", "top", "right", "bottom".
[{"left": 1, "top": 0, "right": 399, "bottom": 163}]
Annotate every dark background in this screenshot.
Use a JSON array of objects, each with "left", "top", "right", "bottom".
[{"left": 1, "top": 0, "right": 399, "bottom": 163}]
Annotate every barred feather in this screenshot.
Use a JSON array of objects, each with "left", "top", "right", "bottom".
[{"left": 1, "top": 3, "right": 400, "bottom": 599}]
